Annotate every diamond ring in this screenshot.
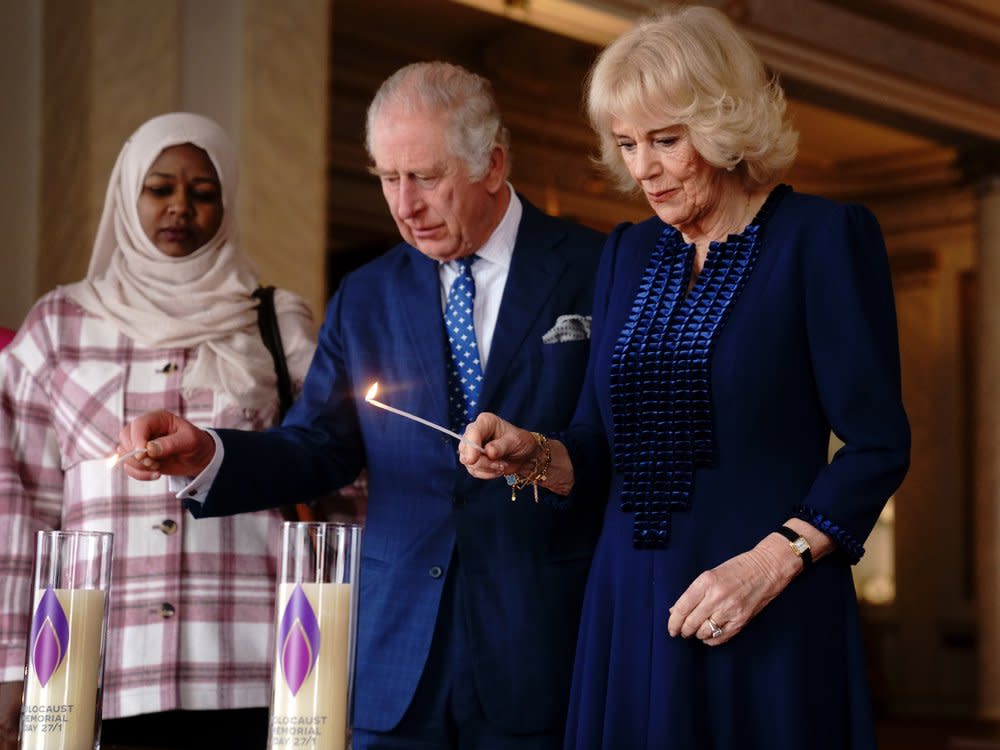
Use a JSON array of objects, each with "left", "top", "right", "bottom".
[{"left": 707, "top": 617, "right": 724, "bottom": 639}]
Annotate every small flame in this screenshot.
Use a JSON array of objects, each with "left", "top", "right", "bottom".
[
  {"left": 107, "top": 447, "right": 143, "bottom": 469},
  {"left": 366, "top": 382, "right": 378, "bottom": 402}
]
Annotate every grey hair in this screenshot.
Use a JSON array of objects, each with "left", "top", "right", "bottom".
[{"left": 365, "top": 61, "right": 511, "bottom": 181}]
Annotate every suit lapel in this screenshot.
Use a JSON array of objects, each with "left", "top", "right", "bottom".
[
  {"left": 480, "top": 201, "right": 568, "bottom": 410},
  {"left": 397, "top": 247, "right": 451, "bottom": 425}
]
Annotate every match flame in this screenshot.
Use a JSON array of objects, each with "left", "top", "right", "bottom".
[
  {"left": 107, "top": 447, "right": 143, "bottom": 469},
  {"left": 366, "top": 382, "right": 378, "bottom": 402}
]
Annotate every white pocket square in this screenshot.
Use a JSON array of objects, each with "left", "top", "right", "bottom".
[{"left": 542, "top": 314, "right": 592, "bottom": 344}]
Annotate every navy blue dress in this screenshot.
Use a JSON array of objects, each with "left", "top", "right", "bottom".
[{"left": 562, "top": 186, "right": 910, "bottom": 749}]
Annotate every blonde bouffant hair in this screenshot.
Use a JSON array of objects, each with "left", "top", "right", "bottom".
[{"left": 585, "top": 5, "right": 798, "bottom": 193}]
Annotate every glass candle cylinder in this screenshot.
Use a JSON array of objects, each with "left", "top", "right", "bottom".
[
  {"left": 268, "top": 522, "right": 362, "bottom": 750},
  {"left": 19, "top": 530, "right": 113, "bottom": 750}
]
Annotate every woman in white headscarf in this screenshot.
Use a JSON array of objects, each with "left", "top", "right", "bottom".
[{"left": 0, "top": 113, "right": 316, "bottom": 749}]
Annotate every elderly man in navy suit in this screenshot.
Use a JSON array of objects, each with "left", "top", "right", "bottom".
[{"left": 121, "top": 61, "right": 606, "bottom": 749}]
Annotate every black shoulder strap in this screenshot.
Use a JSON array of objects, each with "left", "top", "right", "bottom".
[{"left": 253, "top": 286, "right": 294, "bottom": 420}]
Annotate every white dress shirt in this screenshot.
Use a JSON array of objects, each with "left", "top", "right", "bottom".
[{"left": 438, "top": 184, "right": 521, "bottom": 369}]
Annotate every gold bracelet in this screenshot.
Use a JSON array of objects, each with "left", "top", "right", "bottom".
[{"left": 505, "top": 432, "right": 551, "bottom": 503}]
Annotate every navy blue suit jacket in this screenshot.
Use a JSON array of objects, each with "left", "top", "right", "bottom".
[{"left": 191, "top": 198, "right": 606, "bottom": 733}]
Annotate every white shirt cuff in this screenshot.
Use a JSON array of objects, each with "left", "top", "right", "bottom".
[{"left": 171, "top": 429, "right": 225, "bottom": 507}]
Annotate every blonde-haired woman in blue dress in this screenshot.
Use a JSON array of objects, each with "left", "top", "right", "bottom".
[{"left": 461, "top": 6, "right": 909, "bottom": 749}]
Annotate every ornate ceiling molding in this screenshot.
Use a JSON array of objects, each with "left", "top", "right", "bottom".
[
  {"left": 456, "top": 0, "right": 1000, "bottom": 145},
  {"left": 742, "top": 27, "right": 1000, "bottom": 143}
]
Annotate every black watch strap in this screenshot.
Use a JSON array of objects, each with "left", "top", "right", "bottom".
[{"left": 775, "top": 524, "right": 812, "bottom": 569}]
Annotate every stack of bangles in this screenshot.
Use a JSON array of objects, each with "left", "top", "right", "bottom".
[{"left": 505, "top": 432, "right": 551, "bottom": 502}]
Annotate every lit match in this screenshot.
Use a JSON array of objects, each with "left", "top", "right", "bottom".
[
  {"left": 364, "top": 382, "right": 485, "bottom": 454},
  {"left": 106, "top": 447, "right": 146, "bottom": 469}
]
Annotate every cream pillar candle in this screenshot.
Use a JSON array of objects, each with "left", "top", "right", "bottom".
[
  {"left": 269, "top": 582, "right": 353, "bottom": 750},
  {"left": 20, "top": 588, "right": 106, "bottom": 750}
]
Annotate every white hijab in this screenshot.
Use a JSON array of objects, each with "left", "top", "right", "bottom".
[{"left": 66, "top": 112, "right": 278, "bottom": 410}]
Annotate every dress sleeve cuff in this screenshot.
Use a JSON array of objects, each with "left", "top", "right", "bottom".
[{"left": 793, "top": 504, "right": 866, "bottom": 564}]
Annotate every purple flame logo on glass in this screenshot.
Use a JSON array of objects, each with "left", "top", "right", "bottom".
[
  {"left": 30, "top": 586, "right": 70, "bottom": 687},
  {"left": 278, "top": 584, "right": 321, "bottom": 696}
]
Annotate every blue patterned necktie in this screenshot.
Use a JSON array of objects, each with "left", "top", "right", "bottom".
[{"left": 445, "top": 256, "right": 483, "bottom": 434}]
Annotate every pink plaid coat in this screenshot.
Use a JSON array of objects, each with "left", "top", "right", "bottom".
[{"left": 0, "top": 288, "right": 315, "bottom": 718}]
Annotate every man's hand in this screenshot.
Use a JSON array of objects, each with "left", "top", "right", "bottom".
[
  {"left": 118, "top": 409, "right": 216, "bottom": 480},
  {"left": 0, "top": 680, "right": 21, "bottom": 750},
  {"left": 460, "top": 413, "right": 575, "bottom": 495},
  {"left": 459, "top": 413, "right": 538, "bottom": 479}
]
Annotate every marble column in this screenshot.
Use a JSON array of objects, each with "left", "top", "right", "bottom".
[
  {"left": 0, "top": 0, "right": 42, "bottom": 328},
  {"left": 974, "top": 166, "right": 1000, "bottom": 720},
  {"left": 239, "top": 0, "right": 332, "bottom": 322}
]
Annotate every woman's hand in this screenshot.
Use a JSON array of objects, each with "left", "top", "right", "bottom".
[{"left": 666, "top": 533, "right": 802, "bottom": 646}]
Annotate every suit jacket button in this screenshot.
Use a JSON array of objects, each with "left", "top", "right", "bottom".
[
  {"left": 429, "top": 566, "right": 443, "bottom": 579},
  {"left": 155, "top": 519, "right": 178, "bottom": 535}
]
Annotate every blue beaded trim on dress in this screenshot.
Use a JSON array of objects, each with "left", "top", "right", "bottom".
[
  {"left": 794, "top": 504, "right": 864, "bottom": 564},
  {"left": 609, "top": 185, "right": 788, "bottom": 549}
]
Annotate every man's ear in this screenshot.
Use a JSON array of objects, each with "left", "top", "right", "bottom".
[{"left": 483, "top": 146, "right": 508, "bottom": 193}]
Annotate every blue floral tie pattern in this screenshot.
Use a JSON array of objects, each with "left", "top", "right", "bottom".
[{"left": 445, "top": 256, "right": 482, "bottom": 434}]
